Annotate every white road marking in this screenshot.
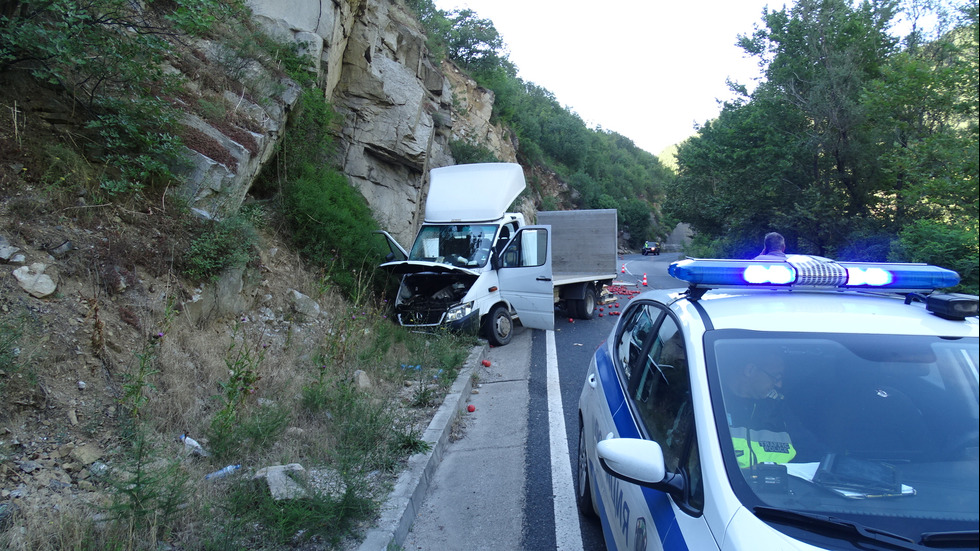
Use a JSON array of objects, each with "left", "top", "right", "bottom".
[{"left": 547, "top": 330, "right": 584, "bottom": 551}]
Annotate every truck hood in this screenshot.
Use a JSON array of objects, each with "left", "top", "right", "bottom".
[{"left": 379, "top": 260, "right": 480, "bottom": 276}]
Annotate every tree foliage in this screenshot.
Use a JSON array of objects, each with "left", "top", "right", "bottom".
[
  {"left": 443, "top": 8, "right": 504, "bottom": 72},
  {"left": 667, "top": 0, "right": 978, "bottom": 292}
]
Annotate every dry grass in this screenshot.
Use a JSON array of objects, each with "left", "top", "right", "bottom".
[{"left": 0, "top": 185, "right": 474, "bottom": 550}]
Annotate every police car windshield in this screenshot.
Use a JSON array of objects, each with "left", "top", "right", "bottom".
[
  {"left": 409, "top": 225, "right": 497, "bottom": 268},
  {"left": 706, "top": 331, "right": 979, "bottom": 542}
]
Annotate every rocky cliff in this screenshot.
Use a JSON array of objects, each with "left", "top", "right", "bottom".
[{"left": 181, "top": 0, "right": 519, "bottom": 247}]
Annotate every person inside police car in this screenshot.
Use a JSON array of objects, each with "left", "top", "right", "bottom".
[
  {"left": 753, "top": 232, "right": 787, "bottom": 260},
  {"left": 722, "top": 351, "right": 799, "bottom": 468}
]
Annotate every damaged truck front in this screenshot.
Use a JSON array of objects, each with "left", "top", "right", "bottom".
[{"left": 377, "top": 163, "right": 616, "bottom": 346}]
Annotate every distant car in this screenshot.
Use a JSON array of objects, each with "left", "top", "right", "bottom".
[
  {"left": 641, "top": 241, "right": 661, "bottom": 255},
  {"left": 577, "top": 255, "right": 979, "bottom": 550}
]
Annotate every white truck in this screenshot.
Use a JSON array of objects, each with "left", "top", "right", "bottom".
[{"left": 376, "top": 163, "right": 618, "bottom": 346}]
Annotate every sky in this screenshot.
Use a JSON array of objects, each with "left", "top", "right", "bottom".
[{"left": 432, "top": 0, "right": 783, "bottom": 156}]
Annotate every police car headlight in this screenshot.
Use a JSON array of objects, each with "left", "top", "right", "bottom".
[{"left": 445, "top": 302, "right": 474, "bottom": 322}]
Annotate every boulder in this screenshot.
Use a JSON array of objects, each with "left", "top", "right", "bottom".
[
  {"left": 13, "top": 263, "right": 57, "bottom": 298},
  {"left": 253, "top": 463, "right": 307, "bottom": 500}
]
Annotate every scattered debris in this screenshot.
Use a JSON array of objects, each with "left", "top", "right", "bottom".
[
  {"left": 179, "top": 433, "right": 209, "bottom": 457},
  {"left": 204, "top": 464, "right": 241, "bottom": 480}
]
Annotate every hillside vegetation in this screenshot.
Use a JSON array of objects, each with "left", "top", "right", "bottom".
[{"left": 0, "top": 1, "right": 471, "bottom": 549}]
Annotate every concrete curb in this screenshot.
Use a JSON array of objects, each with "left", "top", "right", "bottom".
[{"left": 357, "top": 342, "right": 489, "bottom": 551}]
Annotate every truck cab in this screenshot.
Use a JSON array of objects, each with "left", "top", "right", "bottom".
[{"left": 377, "top": 163, "right": 556, "bottom": 346}]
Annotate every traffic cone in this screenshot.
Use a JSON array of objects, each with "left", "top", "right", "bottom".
[
  {"left": 642, "top": 273, "right": 648, "bottom": 286},
  {"left": 621, "top": 264, "right": 625, "bottom": 273}
]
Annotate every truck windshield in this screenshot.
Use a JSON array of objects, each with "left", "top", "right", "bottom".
[
  {"left": 409, "top": 224, "right": 497, "bottom": 268},
  {"left": 706, "top": 330, "right": 979, "bottom": 542}
]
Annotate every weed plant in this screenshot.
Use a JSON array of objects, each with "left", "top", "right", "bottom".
[
  {"left": 221, "top": 476, "right": 374, "bottom": 548},
  {"left": 0, "top": 311, "right": 41, "bottom": 401},
  {"left": 103, "top": 427, "right": 188, "bottom": 547},
  {"left": 207, "top": 320, "right": 273, "bottom": 459},
  {"left": 87, "top": 303, "right": 191, "bottom": 551},
  {"left": 0, "top": 315, "right": 23, "bottom": 394},
  {"left": 182, "top": 215, "right": 258, "bottom": 282}
]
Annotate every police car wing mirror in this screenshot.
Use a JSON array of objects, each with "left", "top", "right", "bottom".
[{"left": 597, "top": 438, "right": 667, "bottom": 486}]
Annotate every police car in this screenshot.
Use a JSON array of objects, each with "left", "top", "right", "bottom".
[{"left": 577, "top": 255, "right": 979, "bottom": 550}]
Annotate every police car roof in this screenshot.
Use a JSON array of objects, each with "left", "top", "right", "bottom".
[{"left": 660, "top": 288, "right": 980, "bottom": 337}]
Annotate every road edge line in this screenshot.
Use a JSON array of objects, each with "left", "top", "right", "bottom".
[{"left": 547, "top": 330, "right": 584, "bottom": 551}]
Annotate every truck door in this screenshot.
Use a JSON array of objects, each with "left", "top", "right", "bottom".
[
  {"left": 373, "top": 230, "right": 408, "bottom": 262},
  {"left": 497, "top": 226, "right": 555, "bottom": 331}
]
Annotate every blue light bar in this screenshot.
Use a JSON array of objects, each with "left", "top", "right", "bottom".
[
  {"left": 838, "top": 261, "right": 960, "bottom": 289},
  {"left": 668, "top": 256, "right": 960, "bottom": 291},
  {"left": 670, "top": 259, "right": 796, "bottom": 286}
]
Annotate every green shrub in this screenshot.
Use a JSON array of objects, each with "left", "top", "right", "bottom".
[
  {"left": 301, "top": 377, "right": 426, "bottom": 475},
  {"left": 890, "top": 219, "right": 979, "bottom": 294},
  {"left": 0, "top": 0, "right": 240, "bottom": 197},
  {"left": 271, "top": 88, "right": 390, "bottom": 299},
  {"left": 449, "top": 139, "right": 499, "bottom": 164},
  {"left": 209, "top": 402, "right": 289, "bottom": 461},
  {"left": 183, "top": 215, "right": 257, "bottom": 282},
  {"left": 223, "top": 477, "right": 374, "bottom": 547}
]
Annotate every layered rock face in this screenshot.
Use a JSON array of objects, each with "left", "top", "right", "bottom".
[{"left": 202, "top": 0, "right": 518, "bottom": 247}]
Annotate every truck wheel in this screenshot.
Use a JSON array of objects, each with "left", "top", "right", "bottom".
[
  {"left": 577, "top": 424, "right": 598, "bottom": 518},
  {"left": 574, "top": 287, "right": 596, "bottom": 320},
  {"left": 483, "top": 304, "right": 513, "bottom": 346}
]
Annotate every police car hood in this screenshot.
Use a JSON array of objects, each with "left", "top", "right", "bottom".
[{"left": 379, "top": 260, "right": 480, "bottom": 277}]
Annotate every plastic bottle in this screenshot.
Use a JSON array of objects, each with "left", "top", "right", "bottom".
[
  {"left": 204, "top": 464, "right": 241, "bottom": 480},
  {"left": 179, "top": 433, "right": 209, "bottom": 457}
]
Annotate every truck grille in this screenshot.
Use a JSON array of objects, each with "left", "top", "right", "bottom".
[{"left": 397, "top": 311, "right": 446, "bottom": 327}]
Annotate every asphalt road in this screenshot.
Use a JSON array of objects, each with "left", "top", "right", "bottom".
[{"left": 403, "top": 253, "right": 685, "bottom": 550}]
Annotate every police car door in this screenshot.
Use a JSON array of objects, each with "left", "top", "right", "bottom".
[{"left": 613, "top": 304, "right": 713, "bottom": 550}]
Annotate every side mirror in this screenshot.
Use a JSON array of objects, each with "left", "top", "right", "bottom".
[{"left": 597, "top": 437, "right": 685, "bottom": 496}]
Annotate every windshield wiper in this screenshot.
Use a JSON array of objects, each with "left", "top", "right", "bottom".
[
  {"left": 754, "top": 506, "right": 926, "bottom": 551},
  {"left": 920, "top": 530, "right": 979, "bottom": 547}
]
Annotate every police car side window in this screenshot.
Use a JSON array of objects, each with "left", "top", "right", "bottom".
[
  {"left": 616, "top": 304, "right": 661, "bottom": 383},
  {"left": 630, "top": 314, "right": 704, "bottom": 513}
]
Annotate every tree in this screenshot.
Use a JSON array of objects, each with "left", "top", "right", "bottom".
[
  {"left": 619, "top": 198, "right": 653, "bottom": 248},
  {"left": 668, "top": 94, "right": 828, "bottom": 257},
  {"left": 444, "top": 9, "right": 504, "bottom": 72},
  {"left": 673, "top": 0, "right": 977, "bottom": 269},
  {"left": 739, "top": 0, "right": 900, "bottom": 221}
]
